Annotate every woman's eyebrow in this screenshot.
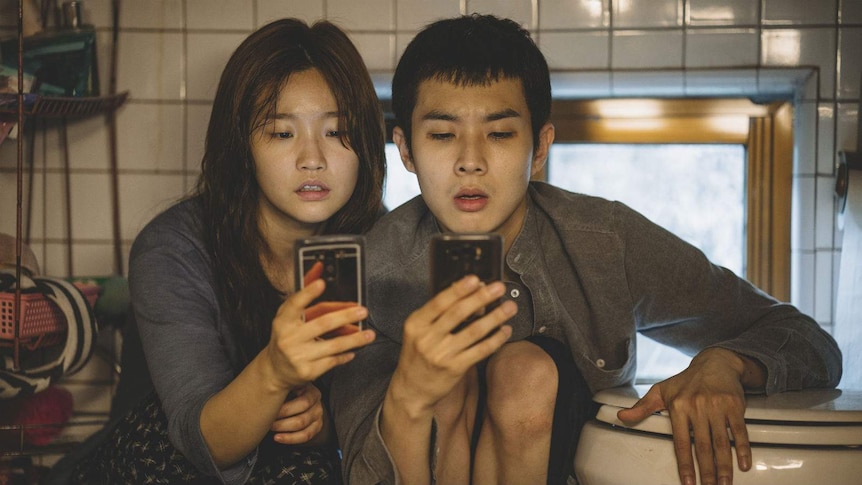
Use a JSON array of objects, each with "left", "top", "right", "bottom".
[{"left": 272, "top": 111, "right": 340, "bottom": 120}]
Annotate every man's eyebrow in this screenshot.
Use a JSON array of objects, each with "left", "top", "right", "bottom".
[
  {"left": 420, "top": 108, "right": 522, "bottom": 122},
  {"left": 421, "top": 110, "right": 457, "bottom": 122},
  {"left": 485, "top": 108, "right": 521, "bottom": 122}
]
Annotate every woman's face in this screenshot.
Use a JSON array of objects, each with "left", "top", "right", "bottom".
[{"left": 251, "top": 68, "right": 359, "bottom": 237}]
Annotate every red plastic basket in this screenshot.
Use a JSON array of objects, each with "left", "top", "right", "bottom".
[{"left": 0, "top": 284, "right": 99, "bottom": 366}]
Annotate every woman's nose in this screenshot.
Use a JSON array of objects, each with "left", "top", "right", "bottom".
[{"left": 297, "top": 138, "right": 326, "bottom": 171}]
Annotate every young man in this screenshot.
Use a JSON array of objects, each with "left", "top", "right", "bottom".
[{"left": 327, "top": 14, "right": 842, "bottom": 485}]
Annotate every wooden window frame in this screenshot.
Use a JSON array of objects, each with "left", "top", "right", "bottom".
[{"left": 540, "top": 98, "right": 792, "bottom": 301}]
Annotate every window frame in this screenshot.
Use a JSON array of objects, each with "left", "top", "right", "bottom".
[{"left": 539, "top": 98, "right": 792, "bottom": 301}]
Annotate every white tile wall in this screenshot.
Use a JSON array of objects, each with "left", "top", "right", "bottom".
[
  {"left": 818, "top": 103, "right": 837, "bottom": 174},
  {"left": 688, "top": 0, "right": 759, "bottom": 26},
  {"left": 790, "top": 249, "right": 815, "bottom": 315},
  {"left": 185, "top": 102, "right": 211, "bottom": 172},
  {"left": 814, "top": 248, "right": 835, "bottom": 323},
  {"left": 117, "top": 173, "right": 186, "bottom": 240},
  {"left": 612, "top": 30, "right": 684, "bottom": 69},
  {"left": 116, "top": 103, "right": 185, "bottom": 171},
  {"left": 540, "top": 0, "right": 609, "bottom": 29},
  {"left": 348, "top": 32, "right": 396, "bottom": 71},
  {"left": 837, "top": 102, "right": 860, "bottom": 151},
  {"left": 796, "top": 101, "right": 818, "bottom": 175},
  {"left": 257, "top": 0, "right": 324, "bottom": 26},
  {"left": 116, "top": 32, "right": 185, "bottom": 101},
  {"left": 186, "top": 0, "right": 254, "bottom": 30},
  {"left": 2, "top": 0, "right": 860, "bottom": 465},
  {"left": 186, "top": 32, "right": 248, "bottom": 101},
  {"left": 397, "top": 0, "right": 462, "bottom": 31},
  {"left": 117, "top": 0, "right": 185, "bottom": 30},
  {"left": 541, "top": 31, "right": 609, "bottom": 70},
  {"left": 762, "top": 0, "right": 839, "bottom": 26},
  {"left": 685, "top": 29, "right": 758, "bottom": 68},
  {"left": 792, "top": 175, "right": 817, "bottom": 251},
  {"left": 329, "top": 0, "right": 395, "bottom": 30},
  {"left": 816, "top": 175, "right": 836, "bottom": 249},
  {"left": 468, "top": 0, "right": 536, "bottom": 29},
  {"left": 761, "top": 28, "right": 837, "bottom": 98},
  {"left": 844, "top": 0, "right": 862, "bottom": 23},
  {"left": 839, "top": 28, "right": 862, "bottom": 99},
  {"left": 613, "top": 0, "right": 683, "bottom": 28}
]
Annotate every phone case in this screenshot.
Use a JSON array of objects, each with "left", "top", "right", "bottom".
[
  {"left": 294, "top": 235, "right": 366, "bottom": 332},
  {"left": 430, "top": 233, "right": 503, "bottom": 332}
]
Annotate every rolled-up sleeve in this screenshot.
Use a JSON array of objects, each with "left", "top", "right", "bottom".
[{"left": 329, "top": 335, "right": 403, "bottom": 484}]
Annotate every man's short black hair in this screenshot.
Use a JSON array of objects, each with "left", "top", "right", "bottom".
[{"left": 391, "top": 14, "right": 551, "bottom": 149}]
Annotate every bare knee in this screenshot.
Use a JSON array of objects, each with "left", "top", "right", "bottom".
[{"left": 484, "top": 341, "right": 558, "bottom": 439}]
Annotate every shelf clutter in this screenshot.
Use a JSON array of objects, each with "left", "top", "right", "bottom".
[{"left": 0, "top": 91, "right": 128, "bottom": 120}]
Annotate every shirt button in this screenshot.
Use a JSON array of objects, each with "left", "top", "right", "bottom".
[
  {"left": 595, "top": 358, "right": 606, "bottom": 368},
  {"left": 513, "top": 253, "right": 522, "bottom": 263},
  {"left": 538, "top": 326, "right": 547, "bottom": 333},
  {"left": 510, "top": 289, "right": 520, "bottom": 298}
]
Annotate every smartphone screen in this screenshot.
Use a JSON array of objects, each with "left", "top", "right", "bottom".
[
  {"left": 430, "top": 233, "right": 503, "bottom": 332},
  {"left": 295, "top": 235, "right": 365, "bottom": 335}
]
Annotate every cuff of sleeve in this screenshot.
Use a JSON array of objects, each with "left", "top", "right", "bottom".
[
  {"left": 215, "top": 450, "right": 257, "bottom": 485},
  {"left": 360, "top": 405, "right": 401, "bottom": 485},
  {"left": 187, "top": 393, "right": 258, "bottom": 485},
  {"left": 709, "top": 343, "right": 787, "bottom": 395}
]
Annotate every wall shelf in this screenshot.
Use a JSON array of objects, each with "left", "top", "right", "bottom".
[{"left": 0, "top": 92, "right": 127, "bottom": 120}]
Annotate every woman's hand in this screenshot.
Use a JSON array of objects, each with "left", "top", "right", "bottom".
[
  {"left": 271, "top": 384, "right": 327, "bottom": 445},
  {"left": 264, "top": 278, "right": 375, "bottom": 393}
]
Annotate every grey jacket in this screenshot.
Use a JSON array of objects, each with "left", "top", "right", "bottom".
[{"left": 329, "top": 182, "right": 842, "bottom": 485}]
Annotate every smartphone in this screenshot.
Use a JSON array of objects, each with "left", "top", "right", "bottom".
[
  {"left": 294, "top": 235, "right": 365, "bottom": 336},
  {"left": 430, "top": 233, "right": 504, "bottom": 333}
]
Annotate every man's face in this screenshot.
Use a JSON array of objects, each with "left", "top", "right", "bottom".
[{"left": 393, "top": 78, "right": 553, "bottom": 247}]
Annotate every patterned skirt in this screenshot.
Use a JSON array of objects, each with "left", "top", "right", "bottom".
[{"left": 71, "top": 392, "right": 343, "bottom": 484}]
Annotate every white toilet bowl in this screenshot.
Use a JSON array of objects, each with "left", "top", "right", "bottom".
[{"left": 574, "top": 385, "right": 862, "bottom": 485}]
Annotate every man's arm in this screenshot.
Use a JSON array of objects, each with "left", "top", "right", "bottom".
[{"left": 379, "top": 277, "right": 514, "bottom": 485}]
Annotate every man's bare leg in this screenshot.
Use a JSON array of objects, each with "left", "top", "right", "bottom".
[
  {"left": 473, "top": 341, "right": 558, "bottom": 484},
  {"left": 432, "top": 366, "right": 480, "bottom": 484}
]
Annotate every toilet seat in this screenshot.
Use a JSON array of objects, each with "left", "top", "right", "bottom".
[{"left": 592, "top": 385, "right": 862, "bottom": 446}]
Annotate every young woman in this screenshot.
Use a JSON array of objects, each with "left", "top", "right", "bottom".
[{"left": 71, "top": 18, "right": 386, "bottom": 484}]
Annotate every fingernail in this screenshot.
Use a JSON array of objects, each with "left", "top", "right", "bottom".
[
  {"left": 459, "top": 275, "right": 479, "bottom": 289},
  {"left": 501, "top": 300, "right": 517, "bottom": 315},
  {"left": 740, "top": 455, "right": 751, "bottom": 470},
  {"left": 719, "top": 477, "right": 730, "bottom": 485},
  {"left": 682, "top": 476, "right": 695, "bottom": 485}
]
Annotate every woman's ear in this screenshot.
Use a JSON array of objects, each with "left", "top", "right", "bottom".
[
  {"left": 531, "top": 122, "right": 555, "bottom": 177},
  {"left": 392, "top": 127, "right": 416, "bottom": 174}
]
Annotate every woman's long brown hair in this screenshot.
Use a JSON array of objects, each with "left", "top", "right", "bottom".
[{"left": 195, "top": 18, "right": 386, "bottom": 364}]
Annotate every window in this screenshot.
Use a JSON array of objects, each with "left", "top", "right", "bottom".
[{"left": 548, "top": 143, "right": 746, "bottom": 381}]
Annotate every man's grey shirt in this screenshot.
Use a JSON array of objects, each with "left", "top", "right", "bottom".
[{"left": 329, "top": 182, "right": 842, "bottom": 484}]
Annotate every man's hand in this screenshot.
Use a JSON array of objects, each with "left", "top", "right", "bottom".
[
  {"left": 389, "top": 275, "right": 515, "bottom": 415},
  {"left": 617, "top": 348, "right": 764, "bottom": 485}
]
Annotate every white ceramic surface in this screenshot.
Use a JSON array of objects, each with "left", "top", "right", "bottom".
[{"left": 575, "top": 385, "right": 862, "bottom": 485}]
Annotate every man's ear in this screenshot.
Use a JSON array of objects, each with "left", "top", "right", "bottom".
[
  {"left": 531, "top": 122, "right": 555, "bottom": 177},
  {"left": 392, "top": 127, "right": 416, "bottom": 174}
]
